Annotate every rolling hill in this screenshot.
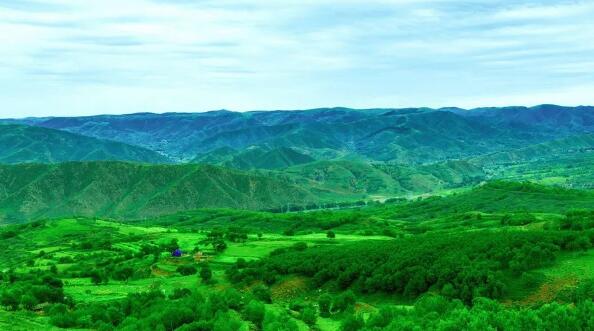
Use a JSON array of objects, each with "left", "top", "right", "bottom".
[
  {"left": 0, "top": 124, "right": 170, "bottom": 164},
  {"left": 0, "top": 162, "right": 317, "bottom": 223}
]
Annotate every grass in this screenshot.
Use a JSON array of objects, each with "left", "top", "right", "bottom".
[
  {"left": 0, "top": 310, "right": 64, "bottom": 331},
  {"left": 539, "top": 250, "right": 594, "bottom": 280}
]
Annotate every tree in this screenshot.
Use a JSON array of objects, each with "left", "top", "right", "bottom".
[
  {"left": 113, "top": 266, "right": 134, "bottom": 281},
  {"left": 332, "top": 290, "right": 356, "bottom": 313},
  {"left": 302, "top": 305, "right": 317, "bottom": 326},
  {"left": 341, "top": 314, "right": 364, "bottom": 331},
  {"left": 177, "top": 265, "right": 197, "bottom": 276},
  {"left": 293, "top": 242, "right": 308, "bottom": 251},
  {"left": 1, "top": 290, "right": 20, "bottom": 310},
  {"left": 244, "top": 300, "right": 265, "bottom": 327},
  {"left": 326, "top": 231, "right": 336, "bottom": 239},
  {"left": 319, "top": 294, "right": 332, "bottom": 317},
  {"left": 213, "top": 240, "right": 227, "bottom": 253},
  {"left": 253, "top": 285, "right": 272, "bottom": 303},
  {"left": 169, "top": 288, "right": 192, "bottom": 300},
  {"left": 441, "top": 283, "right": 456, "bottom": 298},
  {"left": 568, "top": 235, "right": 591, "bottom": 251},
  {"left": 222, "top": 288, "right": 244, "bottom": 310},
  {"left": 21, "top": 293, "right": 37, "bottom": 310},
  {"left": 236, "top": 258, "right": 248, "bottom": 269},
  {"left": 160, "top": 306, "right": 194, "bottom": 331},
  {"left": 90, "top": 271, "right": 106, "bottom": 285},
  {"left": 200, "top": 264, "right": 213, "bottom": 283},
  {"left": 263, "top": 312, "right": 299, "bottom": 331},
  {"left": 164, "top": 238, "right": 179, "bottom": 252}
]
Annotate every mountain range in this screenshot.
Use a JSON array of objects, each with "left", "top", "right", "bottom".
[
  {"left": 1, "top": 104, "right": 593, "bottom": 222},
  {"left": 7, "top": 105, "right": 594, "bottom": 165}
]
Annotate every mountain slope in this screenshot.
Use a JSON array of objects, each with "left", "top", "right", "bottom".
[
  {"left": 281, "top": 160, "right": 485, "bottom": 196},
  {"left": 0, "top": 162, "right": 316, "bottom": 223},
  {"left": 0, "top": 124, "right": 169, "bottom": 164},
  {"left": 475, "top": 134, "right": 594, "bottom": 165},
  {"left": 194, "top": 146, "right": 316, "bottom": 170}
]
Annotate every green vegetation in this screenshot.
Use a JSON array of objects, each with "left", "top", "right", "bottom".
[
  {"left": 14, "top": 105, "right": 592, "bottom": 163},
  {"left": 3, "top": 106, "right": 594, "bottom": 329},
  {"left": 0, "top": 162, "right": 317, "bottom": 223},
  {"left": 282, "top": 160, "right": 484, "bottom": 197},
  {"left": 0, "top": 124, "right": 169, "bottom": 164},
  {"left": 1, "top": 181, "right": 594, "bottom": 330},
  {"left": 194, "top": 146, "right": 316, "bottom": 170}
]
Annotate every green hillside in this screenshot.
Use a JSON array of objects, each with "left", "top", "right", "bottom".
[
  {"left": 0, "top": 158, "right": 493, "bottom": 223},
  {"left": 0, "top": 162, "right": 316, "bottom": 223},
  {"left": 496, "top": 153, "right": 594, "bottom": 189},
  {"left": 0, "top": 125, "right": 169, "bottom": 164},
  {"left": 281, "top": 160, "right": 484, "bottom": 196},
  {"left": 476, "top": 134, "right": 594, "bottom": 165},
  {"left": 471, "top": 135, "right": 594, "bottom": 189},
  {"left": 194, "top": 146, "right": 316, "bottom": 170},
  {"left": 387, "top": 181, "right": 594, "bottom": 222}
]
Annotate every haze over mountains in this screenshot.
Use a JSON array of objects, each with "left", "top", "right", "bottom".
[{"left": 1, "top": 104, "right": 593, "bottom": 222}]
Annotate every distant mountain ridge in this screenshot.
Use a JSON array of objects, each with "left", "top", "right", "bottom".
[
  {"left": 5, "top": 105, "right": 593, "bottom": 166},
  {"left": 0, "top": 124, "right": 170, "bottom": 164}
]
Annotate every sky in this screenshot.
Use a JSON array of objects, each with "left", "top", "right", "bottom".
[{"left": 1, "top": 0, "right": 594, "bottom": 118}]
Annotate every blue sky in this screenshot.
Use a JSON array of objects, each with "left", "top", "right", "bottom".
[{"left": 1, "top": 0, "right": 593, "bottom": 117}]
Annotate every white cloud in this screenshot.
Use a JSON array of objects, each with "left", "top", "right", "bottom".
[{"left": 0, "top": 0, "right": 593, "bottom": 117}]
